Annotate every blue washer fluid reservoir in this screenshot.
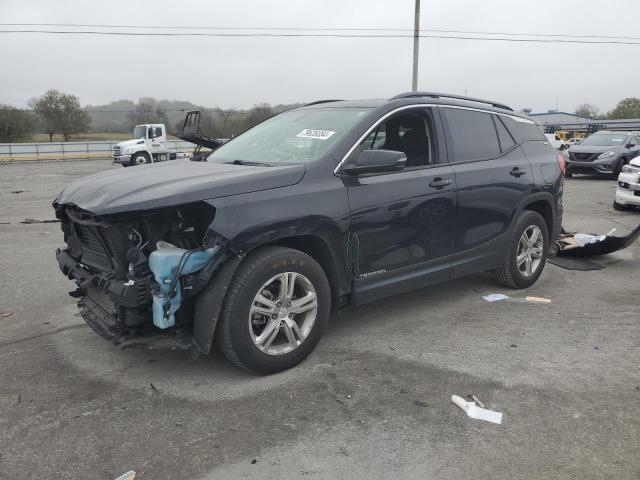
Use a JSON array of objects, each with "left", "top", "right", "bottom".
[{"left": 148, "top": 241, "right": 217, "bottom": 330}]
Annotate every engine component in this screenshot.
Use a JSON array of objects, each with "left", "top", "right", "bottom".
[{"left": 149, "top": 241, "right": 220, "bottom": 329}]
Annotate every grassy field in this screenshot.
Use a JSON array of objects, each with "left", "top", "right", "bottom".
[{"left": 29, "top": 132, "right": 180, "bottom": 143}]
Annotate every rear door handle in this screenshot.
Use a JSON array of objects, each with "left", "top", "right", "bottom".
[
  {"left": 509, "top": 167, "right": 527, "bottom": 178},
  {"left": 428, "top": 177, "right": 452, "bottom": 189}
]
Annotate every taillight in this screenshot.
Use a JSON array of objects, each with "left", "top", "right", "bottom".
[{"left": 556, "top": 152, "right": 566, "bottom": 173}]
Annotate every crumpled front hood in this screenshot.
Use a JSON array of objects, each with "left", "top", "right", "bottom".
[
  {"left": 568, "top": 145, "right": 621, "bottom": 154},
  {"left": 55, "top": 159, "right": 306, "bottom": 215}
]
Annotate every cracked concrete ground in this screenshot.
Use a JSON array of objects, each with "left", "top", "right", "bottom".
[{"left": 0, "top": 160, "right": 639, "bottom": 479}]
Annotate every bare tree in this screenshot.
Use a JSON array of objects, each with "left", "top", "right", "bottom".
[
  {"left": 30, "top": 90, "right": 90, "bottom": 141},
  {"left": 127, "top": 99, "right": 169, "bottom": 128},
  {"left": 575, "top": 103, "right": 600, "bottom": 119}
]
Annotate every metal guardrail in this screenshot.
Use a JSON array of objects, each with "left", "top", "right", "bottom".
[{"left": 0, "top": 140, "right": 196, "bottom": 162}]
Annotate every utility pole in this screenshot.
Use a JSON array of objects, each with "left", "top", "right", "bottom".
[{"left": 411, "top": 0, "right": 421, "bottom": 92}]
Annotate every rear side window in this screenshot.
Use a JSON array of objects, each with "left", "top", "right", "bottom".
[
  {"left": 494, "top": 115, "right": 516, "bottom": 151},
  {"left": 500, "top": 115, "right": 546, "bottom": 143},
  {"left": 442, "top": 108, "right": 500, "bottom": 162}
]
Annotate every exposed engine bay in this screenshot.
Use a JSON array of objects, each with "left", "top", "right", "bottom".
[{"left": 53, "top": 201, "right": 228, "bottom": 351}]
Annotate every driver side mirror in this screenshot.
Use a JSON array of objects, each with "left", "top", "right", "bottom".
[{"left": 342, "top": 149, "right": 407, "bottom": 175}]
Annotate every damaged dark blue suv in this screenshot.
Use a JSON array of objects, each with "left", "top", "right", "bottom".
[{"left": 54, "top": 92, "right": 564, "bottom": 373}]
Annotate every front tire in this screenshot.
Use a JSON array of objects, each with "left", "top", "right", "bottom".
[
  {"left": 130, "top": 153, "right": 150, "bottom": 166},
  {"left": 495, "top": 211, "right": 549, "bottom": 289},
  {"left": 564, "top": 169, "right": 573, "bottom": 178},
  {"left": 217, "top": 246, "right": 331, "bottom": 374},
  {"left": 613, "top": 200, "right": 630, "bottom": 211}
]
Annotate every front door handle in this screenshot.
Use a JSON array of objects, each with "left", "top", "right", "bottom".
[
  {"left": 509, "top": 167, "right": 527, "bottom": 178},
  {"left": 428, "top": 177, "right": 452, "bottom": 189}
]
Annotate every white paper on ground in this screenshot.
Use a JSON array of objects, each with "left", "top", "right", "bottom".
[
  {"left": 114, "top": 471, "right": 136, "bottom": 480},
  {"left": 451, "top": 395, "right": 503, "bottom": 424},
  {"left": 482, "top": 293, "right": 510, "bottom": 302}
]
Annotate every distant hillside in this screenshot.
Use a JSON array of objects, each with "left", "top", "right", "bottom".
[
  {"left": 84, "top": 99, "right": 302, "bottom": 137},
  {"left": 85, "top": 98, "right": 198, "bottom": 132}
]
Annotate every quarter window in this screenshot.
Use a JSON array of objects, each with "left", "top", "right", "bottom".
[
  {"left": 494, "top": 115, "right": 516, "bottom": 152},
  {"left": 442, "top": 108, "right": 500, "bottom": 162}
]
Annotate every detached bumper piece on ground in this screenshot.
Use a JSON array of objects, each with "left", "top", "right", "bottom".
[{"left": 555, "top": 224, "right": 640, "bottom": 257}]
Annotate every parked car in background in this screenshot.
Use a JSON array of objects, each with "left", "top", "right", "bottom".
[
  {"left": 565, "top": 130, "right": 640, "bottom": 178},
  {"left": 53, "top": 91, "right": 564, "bottom": 374},
  {"left": 566, "top": 137, "right": 583, "bottom": 147},
  {"left": 544, "top": 133, "right": 569, "bottom": 150},
  {"left": 614, "top": 157, "right": 640, "bottom": 210}
]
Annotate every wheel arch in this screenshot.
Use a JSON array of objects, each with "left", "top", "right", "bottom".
[
  {"left": 521, "top": 194, "right": 554, "bottom": 240},
  {"left": 262, "top": 234, "right": 344, "bottom": 315}
]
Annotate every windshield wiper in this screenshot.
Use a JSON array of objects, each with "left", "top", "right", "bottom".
[{"left": 226, "top": 159, "right": 272, "bottom": 167}]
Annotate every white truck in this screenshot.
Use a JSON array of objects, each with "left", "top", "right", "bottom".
[{"left": 112, "top": 111, "right": 223, "bottom": 167}]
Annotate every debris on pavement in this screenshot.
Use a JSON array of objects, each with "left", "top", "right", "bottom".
[
  {"left": 0, "top": 311, "right": 14, "bottom": 319},
  {"left": 547, "top": 255, "right": 604, "bottom": 271},
  {"left": 114, "top": 471, "right": 136, "bottom": 480},
  {"left": 451, "top": 395, "right": 503, "bottom": 424},
  {"left": 556, "top": 224, "right": 640, "bottom": 257},
  {"left": 524, "top": 296, "right": 551, "bottom": 303},
  {"left": 20, "top": 218, "right": 60, "bottom": 224},
  {"left": 413, "top": 400, "right": 429, "bottom": 408},
  {"left": 467, "top": 394, "right": 484, "bottom": 408},
  {"left": 482, "top": 294, "right": 551, "bottom": 304},
  {"left": 150, "top": 382, "right": 160, "bottom": 393},
  {"left": 482, "top": 293, "right": 510, "bottom": 302}
]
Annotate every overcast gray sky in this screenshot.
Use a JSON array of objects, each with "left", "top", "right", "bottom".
[{"left": 1, "top": 0, "right": 638, "bottom": 113}]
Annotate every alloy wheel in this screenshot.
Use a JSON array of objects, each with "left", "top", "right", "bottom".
[
  {"left": 517, "top": 225, "right": 544, "bottom": 277},
  {"left": 248, "top": 272, "right": 318, "bottom": 356}
]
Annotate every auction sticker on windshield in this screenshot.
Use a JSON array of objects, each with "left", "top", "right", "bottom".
[{"left": 296, "top": 129, "right": 335, "bottom": 140}]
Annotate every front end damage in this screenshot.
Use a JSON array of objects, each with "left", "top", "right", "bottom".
[{"left": 54, "top": 201, "right": 231, "bottom": 353}]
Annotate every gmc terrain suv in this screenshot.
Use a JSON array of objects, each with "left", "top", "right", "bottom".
[
  {"left": 54, "top": 92, "right": 564, "bottom": 374},
  {"left": 565, "top": 130, "right": 640, "bottom": 177}
]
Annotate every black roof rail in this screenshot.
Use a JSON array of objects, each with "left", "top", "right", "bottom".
[
  {"left": 389, "top": 91, "right": 514, "bottom": 112},
  {"left": 304, "top": 99, "right": 343, "bottom": 106}
]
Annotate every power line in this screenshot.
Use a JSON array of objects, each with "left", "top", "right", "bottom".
[
  {"left": 2, "top": 29, "right": 640, "bottom": 45},
  {"left": 2, "top": 23, "right": 639, "bottom": 41}
]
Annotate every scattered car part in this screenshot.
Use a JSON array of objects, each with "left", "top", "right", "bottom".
[
  {"left": 556, "top": 224, "right": 640, "bottom": 257},
  {"left": 451, "top": 395, "right": 503, "bottom": 424}
]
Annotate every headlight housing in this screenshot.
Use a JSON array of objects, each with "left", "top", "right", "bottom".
[
  {"left": 622, "top": 164, "right": 640, "bottom": 174},
  {"left": 597, "top": 151, "right": 616, "bottom": 159}
]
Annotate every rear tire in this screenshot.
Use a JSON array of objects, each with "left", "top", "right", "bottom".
[
  {"left": 217, "top": 246, "right": 331, "bottom": 374},
  {"left": 495, "top": 211, "right": 549, "bottom": 289}
]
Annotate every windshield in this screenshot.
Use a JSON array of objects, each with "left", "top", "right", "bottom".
[
  {"left": 580, "top": 133, "right": 629, "bottom": 147},
  {"left": 133, "top": 126, "right": 146, "bottom": 139},
  {"left": 208, "top": 108, "right": 370, "bottom": 165}
]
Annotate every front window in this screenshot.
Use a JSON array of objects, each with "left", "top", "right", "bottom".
[
  {"left": 133, "top": 126, "right": 147, "bottom": 139},
  {"left": 580, "top": 133, "right": 629, "bottom": 146},
  {"left": 208, "top": 108, "right": 371, "bottom": 165}
]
